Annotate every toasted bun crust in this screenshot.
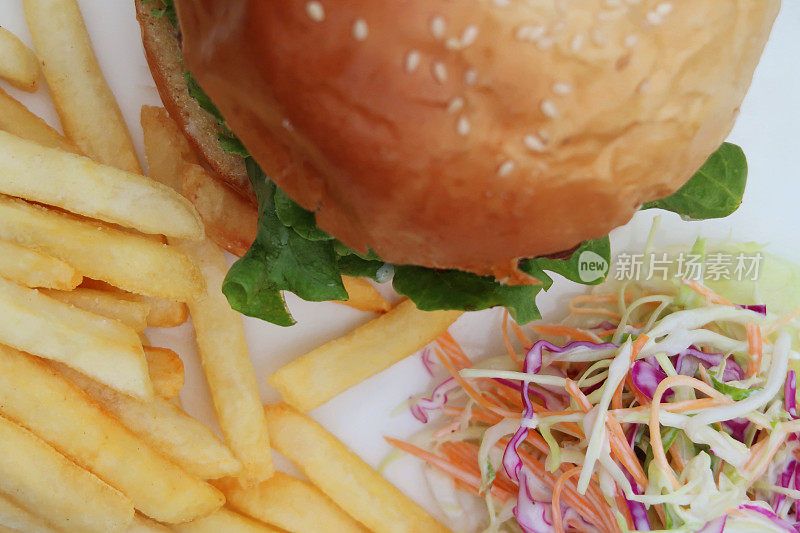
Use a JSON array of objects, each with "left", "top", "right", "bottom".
[
  {"left": 134, "top": 0, "right": 252, "bottom": 198},
  {"left": 173, "top": 0, "right": 777, "bottom": 278}
]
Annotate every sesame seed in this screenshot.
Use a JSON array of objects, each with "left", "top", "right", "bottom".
[
  {"left": 461, "top": 25, "right": 479, "bottom": 47},
  {"left": 497, "top": 160, "right": 516, "bottom": 177},
  {"left": 523, "top": 134, "right": 546, "bottom": 152},
  {"left": 516, "top": 24, "right": 545, "bottom": 42},
  {"left": 624, "top": 34, "right": 638, "bottom": 47},
  {"left": 447, "top": 97, "right": 464, "bottom": 114},
  {"left": 656, "top": 2, "right": 674, "bottom": 15},
  {"left": 541, "top": 99, "right": 559, "bottom": 118},
  {"left": 464, "top": 69, "right": 477, "bottom": 86},
  {"left": 281, "top": 119, "right": 294, "bottom": 131},
  {"left": 432, "top": 62, "right": 448, "bottom": 84},
  {"left": 405, "top": 50, "right": 420, "bottom": 73},
  {"left": 430, "top": 16, "right": 446, "bottom": 39},
  {"left": 552, "top": 82, "right": 573, "bottom": 95},
  {"left": 637, "top": 79, "right": 651, "bottom": 93},
  {"left": 352, "top": 19, "right": 368, "bottom": 40},
  {"left": 445, "top": 38, "right": 461, "bottom": 50},
  {"left": 457, "top": 116, "right": 470, "bottom": 136},
  {"left": 645, "top": 11, "right": 663, "bottom": 25},
  {"left": 305, "top": 2, "right": 325, "bottom": 22},
  {"left": 570, "top": 34, "right": 585, "bottom": 53},
  {"left": 536, "top": 37, "right": 555, "bottom": 50}
]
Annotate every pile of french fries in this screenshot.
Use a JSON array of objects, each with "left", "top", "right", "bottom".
[{"left": 0, "top": 1, "right": 464, "bottom": 532}]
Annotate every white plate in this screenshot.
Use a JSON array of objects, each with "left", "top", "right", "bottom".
[{"left": 1, "top": 2, "right": 799, "bottom": 529}]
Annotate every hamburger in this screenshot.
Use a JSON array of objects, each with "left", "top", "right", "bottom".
[{"left": 136, "top": 0, "right": 779, "bottom": 326}]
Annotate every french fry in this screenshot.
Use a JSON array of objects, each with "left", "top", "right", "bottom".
[
  {"left": 43, "top": 288, "right": 150, "bottom": 332},
  {"left": 0, "top": 132, "right": 203, "bottom": 239},
  {"left": 127, "top": 515, "right": 171, "bottom": 532},
  {"left": 0, "top": 196, "right": 203, "bottom": 301},
  {"left": 23, "top": 0, "right": 141, "bottom": 172},
  {"left": 144, "top": 346, "right": 185, "bottom": 399},
  {"left": 80, "top": 278, "right": 188, "bottom": 328},
  {"left": 0, "top": 28, "right": 39, "bottom": 92},
  {"left": 181, "top": 162, "right": 257, "bottom": 257},
  {"left": 141, "top": 105, "right": 198, "bottom": 191},
  {"left": 215, "top": 472, "right": 368, "bottom": 533},
  {"left": 340, "top": 276, "right": 391, "bottom": 314},
  {"left": 0, "top": 413, "right": 134, "bottom": 533},
  {"left": 175, "top": 237, "right": 273, "bottom": 485},
  {"left": 0, "top": 492, "right": 58, "bottom": 533},
  {"left": 0, "top": 345, "right": 224, "bottom": 523},
  {"left": 172, "top": 508, "right": 279, "bottom": 533},
  {"left": 0, "top": 276, "right": 152, "bottom": 399},
  {"left": 143, "top": 105, "right": 272, "bottom": 483},
  {"left": 0, "top": 238, "right": 81, "bottom": 290},
  {"left": 0, "top": 88, "right": 78, "bottom": 152},
  {"left": 265, "top": 404, "right": 449, "bottom": 533},
  {"left": 141, "top": 106, "right": 258, "bottom": 257},
  {"left": 55, "top": 363, "right": 241, "bottom": 480},
  {"left": 269, "top": 300, "right": 462, "bottom": 411}
]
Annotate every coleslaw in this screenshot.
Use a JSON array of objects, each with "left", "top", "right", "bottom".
[{"left": 389, "top": 235, "right": 800, "bottom": 532}]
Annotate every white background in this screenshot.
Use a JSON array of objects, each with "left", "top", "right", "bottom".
[{"left": 0, "top": 1, "right": 798, "bottom": 528}]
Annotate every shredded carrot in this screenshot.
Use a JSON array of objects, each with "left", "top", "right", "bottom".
[
  {"left": 385, "top": 438, "right": 515, "bottom": 502},
  {"left": 435, "top": 347, "right": 519, "bottom": 418},
  {"left": 530, "top": 324, "right": 597, "bottom": 343},
  {"left": 765, "top": 305, "right": 800, "bottom": 335},
  {"left": 746, "top": 322, "right": 763, "bottom": 377},
  {"left": 612, "top": 335, "right": 649, "bottom": 410},
  {"left": 649, "top": 375, "right": 733, "bottom": 489},
  {"left": 606, "top": 413, "right": 648, "bottom": 488},
  {"left": 565, "top": 379, "right": 592, "bottom": 412},
  {"left": 501, "top": 311, "right": 523, "bottom": 365},
  {"left": 569, "top": 294, "right": 623, "bottom": 320},
  {"left": 510, "top": 320, "right": 533, "bottom": 348},
  {"left": 614, "top": 397, "right": 723, "bottom": 416},
  {"left": 614, "top": 486, "right": 635, "bottom": 531},
  {"left": 681, "top": 279, "right": 735, "bottom": 306},
  {"left": 437, "top": 332, "right": 472, "bottom": 369},
  {"left": 552, "top": 467, "right": 582, "bottom": 533}
]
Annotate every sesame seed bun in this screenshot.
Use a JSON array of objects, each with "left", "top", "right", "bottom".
[{"left": 167, "top": 0, "right": 777, "bottom": 279}]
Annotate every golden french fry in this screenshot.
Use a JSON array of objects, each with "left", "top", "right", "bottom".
[
  {"left": 0, "top": 28, "right": 39, "bottom": 92},
  {"left": 0, "top": 276, "right": 152, "bottom": 398},
  {"left": 126, "top": 515, "right": 171, "bottom": 532},
  {"left": 55, "top": 363, "right": 241, "bottom": 480},
  {"left": 141, "top": 105, "right": 198, "bottom": 191},
  {"left": 0, "top": 87, "right": 77, "bottom": 152},
  {"left": 172, "top": 509, "right": 279, "bottom": 533},
  {"left": 181, "top": 162, "right": 256, "bottom": 257},
  {"left": 43, "top": 287, "right": 150, "bottom": 332},
  {"left": 0, "top": 132, "right": 203, "bottom": 239},
  {"left": 175, "top": 237, "right": 273, "bottom": 485},
  {"left": 265, "top": 404, "right": 449, "bottom": 533},
  {"left": 269, "top": 300, "right": 462, "bottom": 411},
  {"left": 0, "top": 345, "right": 224, "bottom": 523},
  {"left": 23, "top": 0, "right": 141, "bottom": 172},
  {"left": 0, "top": 196, "right": 203, "bottom": 301},
  {"left": 143, "top": 105, "right": 271, "bottom": 483},
  {"left": 141, "top": 295, "right": 188, "bottom": 327},
  {"left": 339, "top": 276, "right": 391, "bottom": 314},
  {"left": 80, "top": 278, "right": 188, "bottom": 327},
  {"left": 0, "top": 492, "right": 58, "bottom": 533},
  {"left": 144, "top": 346, "right": 185, "bottom": 399},
  {"left": 215, "top": 472, "right": 367, "bottom": 533},
  {"left": 141, "top": 106, "right": 257, "bottom": 257},
  {"left": 0, "top": 413, "right": 134, "bottom": 533},
  {"left": 0, "top": 238, "right": 81, "bottom": 290}
]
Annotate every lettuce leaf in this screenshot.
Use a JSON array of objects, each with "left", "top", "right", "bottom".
[
  {"left": 180, "top": 72, "right": 747, "bottom": 326},
  {"left": 642, "top": 143, "right": 747, "bottom": 219},
  {"left": 221, "top": 159, "right": 347, "bottom": 326}
]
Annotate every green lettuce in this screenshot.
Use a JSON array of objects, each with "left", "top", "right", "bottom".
[{"left": 180, "top": 72, "right": 748, "bottom": 326}]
